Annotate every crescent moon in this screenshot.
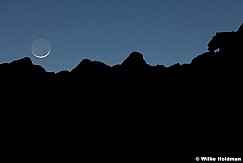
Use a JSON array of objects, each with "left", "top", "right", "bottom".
[
  {"left": 32, "top": 49, "right": 51, "bottom": 59},
  {"left": 31, "top": 39, "right": 51, "bottom": 59}
]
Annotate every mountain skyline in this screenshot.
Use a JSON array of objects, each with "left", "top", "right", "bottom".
[
  {"left": 2, "top": 23, "right": 243, "bottom": 74},
  {"left": 1, "top": 23, "right": 243, "bottom": 162},
  {"left": 1, "top": 0, "right": 243, "bottom": 72}
]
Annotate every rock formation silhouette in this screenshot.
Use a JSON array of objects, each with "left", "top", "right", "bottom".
[{"left": 1, "top": 23, "right": 242, "bottom": 162}]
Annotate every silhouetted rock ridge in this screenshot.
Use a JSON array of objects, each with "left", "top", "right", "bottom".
[{"left": 1, "top": 23, "right": 242, "bottom": 161}]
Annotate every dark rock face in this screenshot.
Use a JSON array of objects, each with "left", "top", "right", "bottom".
[
  {"left": 121, "top": 51, "right": 147, "bottom": 68},
  {"left": 208, "top": 23, "right": 243, "bottom": 65},
  {"left": 1, "top": 23, "right": 242, "bottom": 161}
]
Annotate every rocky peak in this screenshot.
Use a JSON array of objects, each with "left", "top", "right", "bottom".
[{"left": 121, "top": 51, "right": 147, "bottom": 68}]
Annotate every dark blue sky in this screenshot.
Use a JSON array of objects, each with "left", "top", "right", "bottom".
[{"left": 0, "top": 0, "right": 242, "bottom": 72}]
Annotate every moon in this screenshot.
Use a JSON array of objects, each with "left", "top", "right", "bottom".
[{"left": 31, "top": 39, "right": 51, "bottom": 58}]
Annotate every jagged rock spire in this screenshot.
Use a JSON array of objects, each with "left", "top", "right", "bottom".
[{"left": 121, "top": 51, "right": 147, "bottom": 68}]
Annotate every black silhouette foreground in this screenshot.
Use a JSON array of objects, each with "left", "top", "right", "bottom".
[{"left": 1, "top": 23, "right": 242, "bottom": 161}]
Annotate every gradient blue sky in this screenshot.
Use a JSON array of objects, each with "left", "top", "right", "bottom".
[{"left": 0, "top": 0, "right": 242, "bottom": 72}]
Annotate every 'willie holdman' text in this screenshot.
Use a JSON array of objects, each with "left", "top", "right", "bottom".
[{"left": 199, "top": 157, "right": 241, "bottom": 162}]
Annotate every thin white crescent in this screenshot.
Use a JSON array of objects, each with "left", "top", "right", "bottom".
[{"left": 32, "top": 49, "right": 51, "bottom": 59}]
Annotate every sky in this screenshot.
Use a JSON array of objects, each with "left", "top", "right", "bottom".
[{"left": 0, "top": 0, "right": 242, "bottom": 72}]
